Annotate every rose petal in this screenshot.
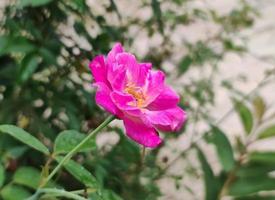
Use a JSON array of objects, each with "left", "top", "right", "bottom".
[
  {"left": 89, "top": 55, "right": 108, "bottom": 84},
  {"left": 147, "top": 86, "right": 180, "bottom": 110},
  {"left": 145, "top": 107, "right": 187, "bottom": 132},
  {"left": 123, "top": 117, "right": 162, "bottom": 148},
  {"left": 107, "top": 43, "right": 124, "bottom": 65},
  {"left": 144, "top": 70, "right": 165, "bottom": 105},
  {"left": 110, "top": 91, "right": 141, "bottom": 116},
  {"left": 94, "top": 82, "right": 118, "bottom": 115}
]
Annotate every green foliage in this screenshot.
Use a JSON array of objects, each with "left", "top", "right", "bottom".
[
  {"left": 0, "top": 164, "right": 4, "bottom": 188},
  {"left": 0, "top": 125, "right": 49, "bottom": 154},
  {"left": 233, "top": 100, "right": 254, "bottom": 134},
  {"left": 0, "top": 0, "right": 269, "bottom": 199},
  {"left": 206, "top": 126, "right": 235, "bottom": 172},
  {"left": 258, "top": 125, "right": 275, "bottom": 139},
  {"left": 56, "top": 157, "right": 99, "bottom": 190},
  {"left": 0, "top": 184, "right": 31, "bottom": 200},
  {"left": 197, "top": 147, "right": 220, "bottom": 200},
  {"left": 54, "top": 130, "right": 96, "bottom": 155}
]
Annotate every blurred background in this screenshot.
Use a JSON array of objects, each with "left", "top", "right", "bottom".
[{"left": 0, "top": 0, "right": 275, "bottom": 200}]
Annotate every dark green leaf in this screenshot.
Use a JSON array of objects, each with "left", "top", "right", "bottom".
[
  {"left": 233, "top": 100, "right": 254, "bottom": 134},
  {"left": 0, "top": 185, "right": 31, "bottom": 200},
  {"left": 258, "top": 125, "right": 275, "bottom": 139},
  {"left": 237, "top": 163, "right": 275, "bottom": 178},
  {"left": 197, "top": 147, "right": 219, "bottom": 200},
  {"left": 206, "top": 126, "right": 235, "bottom": 172},
  {"left": 56, "top": 157, "right": 99, "bottom": 189},
  {"left": 19, "top": 53, "right": 41, "bottom": 83},
  {"left": 151, "top": 0, "right": 163, "bottom": 34},
  {"left": 0, "top": 36, "right": 35, "bottom": 55},
  {"left": 54, "top": 130, "right": 96, "bottom": 155},
  {"left": 0, "top": 125, "right": 49, "bottom": 154},
  {"left": 179, "top": 55, "right": 192, "bottom": 74}
]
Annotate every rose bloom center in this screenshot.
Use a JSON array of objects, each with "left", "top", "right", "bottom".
[{"left": 125, "top": 84, "right": 146, "bottom": 108}]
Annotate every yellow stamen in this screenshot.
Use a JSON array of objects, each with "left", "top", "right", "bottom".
[{"left": 125, "top": 84, "right": 146, "bottom": 107}]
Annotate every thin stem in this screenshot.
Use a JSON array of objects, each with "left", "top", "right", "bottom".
[
  {"left": 39, "top": 115, "right": 115, "bottom": 188},
  {"left": 39, "top": 188, "right": 87, "bottom": 200}
]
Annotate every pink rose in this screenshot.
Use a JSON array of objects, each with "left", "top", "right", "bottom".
[{"left": 90, "top": 43, "right": 187, "bottom": 148}]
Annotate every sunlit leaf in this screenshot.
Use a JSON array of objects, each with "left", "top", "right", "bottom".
[
  {"left": 233, "top": 100, "right": 254, "bottom": 134},
  {"left": 0, "top": 125, "right": 49, "bottom": 155},
  {"left": 258, "top": 125, "right": 275, "bottom": 139},
  {"left": 253, "top": 96, "right": 266, "bottom": 122}
]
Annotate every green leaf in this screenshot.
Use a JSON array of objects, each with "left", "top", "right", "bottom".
[
  {"left": 249, "top": 152, "right": 275, "bottom": 164},
  {"left": 56, "top": 157, "right": 99, "bottom": 189},
  {"left": 0, "top": 164, "right": 5, "bottom": 188},
  {"left": 0, "top": 36, "right": 35, "bottom": 56},
  {"left": 233, "top": 100, "right": 254, "bottom": 134},
  {"left": 13, "top": 167, "right": 55, "bottom": 189},
  {"left": 54, "top": 130, "right": 96, "bottom": 155},
  {"left": 19, "top": 53, "right": 41, "bottom": 83},
  {"left": 206, "top": 126, "right": 235, "bottom": 172},
  {"left": 258, "top": 125, "right": 275, "bottom": 139},
  {"left": 253, "top": 96, "right": 266, "bottom": 121},
  {"left": 151, "top": 0, "right": 163, "bottom": 34},
  {"left": 0, "top": 125, "right": 49, "bottom": 155},
  {"left": 237, "top": 163, "right": 275, "bottom": 178},
  {"left": 179, "top": 55, "right": 192, "bottom": 74},
  {"left": 235, "top": 195, "right": 275, "bottom": 200},
  {"left": 229, "top": 176, "right": 275, "bottom": 196},
  {"left": 197, "top": 147, "right": 219, "bottom": 200},
  {"left": 19, "top": 0, "right": 54, "bottom": 7},
  {"left": 0, "top": 185, "right": 31, "bottom": 200}
]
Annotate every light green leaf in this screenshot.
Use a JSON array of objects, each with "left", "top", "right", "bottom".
[
  {"left": 233, "top": 100, "right": 254, "bottom": 135},
  {"left": 54, "top": 130, "right": 96, "bottom": 155},
  {"left": 206, "top": 126, "right": 235, "bottom": 172},
  {"left": 197, "top": 147, "right": 219, "bottom": 200},
  {"left": 19, "top": 53, "right": 41, "bottom": 83},
  {"left": 258, "top": 125, "right": 275, "bottom": 139},
  {"left": 19, "top": 0, "right": 54, "bottom": 7},
  {"left": 0, "top": 164, "right": 5, "bottom": 188},
  {"left": 229, "top": 176, "right": 275, "bottom": 196},
  {"left": 13, "top": 167, "right": 54, "bottom": 189},
  {"left": 0, "top": 125, "right": 49, "bottom": 154},
  {"left": 56, "top": 157, "right": 99, "bottom": 189},
  {"left": 253, "top": 96, "right": 266, "bottom": 121},
  {"left": 0, "top": 185, "right": 31, "bottom": 200}
]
